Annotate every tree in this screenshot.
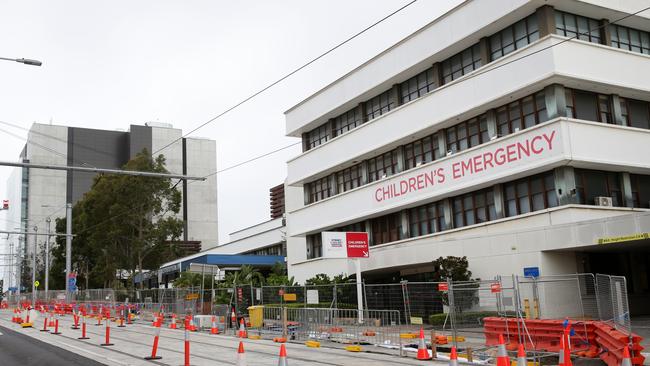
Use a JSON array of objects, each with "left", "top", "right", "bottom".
[
  {"left": 431, "top": 256, "right": 472, "bottom": 282},
  {"left": 51, "top": 149, "right": 184, "bottom": 289}
]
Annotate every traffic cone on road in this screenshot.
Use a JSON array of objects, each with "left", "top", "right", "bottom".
[
  {"left": 236, "top": 341, "right": 246, "bottom": 366},
  {"left": 449, "top": 346, "right": 458, "bottom": 366},
  {"left": 516, "top": 344, "right": 527, "bottom": 366},
  {"left": 170, "top": 313, "right": 177, "bottom": 329},
  {"left": 563, "top": 331, "right": 572, "bottom": 366},
  {"left": 238, "top": 318, "right": 247, "bottom": 338},
  {"left": 621, "top": 346, "right": 633, "bottom": 366},
  {"left": 211, "top": 315, "right": 219, "bottom": 334},
  {"left": 277, "top": 343, "right": 288, "bottom": 366},
  {"left": 416, "top": 327, "right": 431, "bottom": 360},
  {"left": 496, "top": 334, "right": 510, "bottom": 366}
]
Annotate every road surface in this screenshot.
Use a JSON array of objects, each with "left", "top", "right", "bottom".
[{"left": 0, "top": 324, "right": 105, "bottom": 366}]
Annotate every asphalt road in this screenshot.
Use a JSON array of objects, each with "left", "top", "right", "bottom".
[{"left": 0, "top": 325, "right": 106, "bottom": 366}]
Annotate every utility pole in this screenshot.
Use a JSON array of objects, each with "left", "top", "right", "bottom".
[
  {"left": 31, "top": 225, "right": 37, "bottom": 307},
  {"left": 65, "top": 203, "right": 72, "bottom": 300},
  {"left": 45, "top": 217, "right": 50, "bottom": 302}
]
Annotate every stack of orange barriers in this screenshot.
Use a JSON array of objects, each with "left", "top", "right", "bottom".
[{"left": 483, "top": 317, "right": 644, "bottom": 366}]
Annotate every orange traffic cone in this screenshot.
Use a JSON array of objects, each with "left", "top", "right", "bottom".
[
  {"left": 621, "top": 346, "right": 633, "bottom": 366},
  {"left": 562, "top": 330, "right": 572, "bottom": 366},
  {"left": 211, "top": 315, "right": 219, "bottom": 334},
  {"left": 236, "top": 341, "right": 246, "bottom": 366},
  {"left": 238, "top": 318, "right": 247, "bottom": 338},
  {"left": 170, "top": 314, "right": 177, "bottom": 329},
  {"left": 449, "top": 346, "right": 458, "bottom": 366},
  {"left": 516, "top": 344, "right": 527, "bottom": 366},
  {"left": 496, "top": 334, "right": 510, "bottom": 366},
  {"left": 416, "top": 327, "right": 431, "bottom": 360},
  {"left": 277, "top": 343, "right": 288, "bottom": 366}
]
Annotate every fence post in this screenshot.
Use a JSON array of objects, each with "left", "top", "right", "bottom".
[
  {"left": 333, "top": 284, "right": 337, "bottom": 309},
  {"left": 282, "top": 306, "right": 288, "bottom": 339},
  {"left": 447, "top": 278, "right": 457, "bottom": 350}
]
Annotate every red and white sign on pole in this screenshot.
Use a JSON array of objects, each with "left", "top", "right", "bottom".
[
  {"left": 322, "top": 232, "right": 369, "bottom": 258},
  {"left": 490, "top": 283, "right": 502, "bottom": 293}
]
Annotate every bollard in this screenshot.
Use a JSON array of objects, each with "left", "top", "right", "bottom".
[
  {"left": 184, "top": 319, "right": 191, "bottom": 366},
  {"left": 211, "top": 315, "right": 219, "bottom": 334},
  {"left": 40, "top": 314, "right": 50, "bottom": 332},
  {"left": 100, "top": 315, "right": 114, "bottom": 346},
  {"left": 78, "top": 314, "right": 90, "bottom": 340},
  {"left": 430, "top": 330, "right": 437, "bottom": 359},
  {"left": 466, "top": 346, "right": 473, "bottom": 363},
  {"left": 51, "top": 317, "right": 62, "bottom": 335},
  {"left": 118, "top": 316, "right": 125, "bottom": 328},
  {"left": 72, "top": 312, "right": 80, "bottom": 330},
  {"left": 144, "top": 321, "right": 163, "bottom": 360}
]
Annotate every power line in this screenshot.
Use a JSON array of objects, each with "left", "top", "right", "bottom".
[{"left": 149, "top": 0, "right": 419, "bottom": 157}]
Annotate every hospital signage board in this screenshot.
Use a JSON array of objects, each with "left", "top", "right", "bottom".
[{"left": 322, "top": 232, "right": 369, "bottom": 258}]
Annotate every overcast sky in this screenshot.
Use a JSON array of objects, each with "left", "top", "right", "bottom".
[{"left": 0, "top": 0, "right": 461, "bottom": 247}]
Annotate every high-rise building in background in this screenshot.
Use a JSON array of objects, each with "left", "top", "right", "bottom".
[
  {"left": 2, "top": 122, "right": 218, "bottom": 291},
  {"left": 284, "top": 0, "right": 650, "bottom": 314}
]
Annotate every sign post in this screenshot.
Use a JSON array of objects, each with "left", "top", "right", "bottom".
[{"left": 322, "top": 231, "right": 369, "bottom": 324}]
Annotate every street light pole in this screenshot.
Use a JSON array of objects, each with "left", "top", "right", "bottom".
[
  {"left": 0, "top": 56, "right": 42, "bottom": 66},
  {"left": 31, "top": 226, "right": 37, "bottom": 307},
  {"left": 65, "top": 203, "right": 72, "bottom": 300},
  {"left": 45, "top": 217, "right": 50, "bottom": 302}
]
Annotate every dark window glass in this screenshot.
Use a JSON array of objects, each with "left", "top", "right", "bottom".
[
  {"left": 504, "top": 171, "right": 556, "bottom": 217},
  {"left": 446, "top": 115, "right": 488, "bottom": 154},
  {"left": 565, "top": 89, "right": 613, "bottom": 123},
  {"left": 620, "top": 97, "right": 650, "bottom": 130},
  {"left": 555, "top": 11, "right": 601, "bottom": 44},
  {"left": 575, "top": 169, "right": 623, "bottom": 206},
  {"left": 306, "top": 234, "right": 322, "bottom": 259},
  {"left": 400, "top": 68, "right": 436, "bottom": 103},
  {"left": 610, "top": 24, "right": 650, "bottom": 55},
  {"left": 496, "top": 91, "right": 548, "bottom": 136},
  {"left": 441, "top": 43, "right": 482, "bottom": 84},
  {"left": 408, "top": 201, "right": 445, "bottom": 237},
  {"left": 336, "top": 163, "right": 363, "bottom": 193},
  {"left": 404, "top": 134, "right": 436, "bottom": 169},
  {"left": 370, "top": 212, "right": 402, "bottom": 246},
  {"left": 368, "top": 149, "right": 399, "bottom": 182},
  {"left": 335, "top": 221, "right": 367, "bottom": 233},
  {"left": 306, "top": 176, "right": 331, "bottom": 204},
  {"left": 631, "top": 174, "right": 650, "bottom": 208},
  {"left": 334, "top": 107, "right": 363, "bottom": 136},
  {"left": 452, "top": 188, "right": 495, "bottom": 228},
  {"left": 365, "top": 89, "right": 394, "bottom": 121},
  {"left": 490, "top": 14, "right": 540, "bottom": 61},
  {"left": 307, "top": 123, "right": 331, "bottom": 150}
]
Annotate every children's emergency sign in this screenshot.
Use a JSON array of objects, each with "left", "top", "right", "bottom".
[{"left": 322, "top": 232, "right": 369, "bottom": 258}]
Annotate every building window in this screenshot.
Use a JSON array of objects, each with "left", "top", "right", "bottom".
[
  {"left": 334, "top": 107, "right": 363, "bottom": 136},
  {"left": 370, "top": 212, "right": 402, "bottom": 246},
  {"left": 365, "top": 89, "right": 394, "bottom": 121},
  {"left": 452, "top": 188, "right": 496, "bottom": 228},
  {"left": 440, "top": 43, "right": 482, "bottom": 84},
  {"left": 307, "top": 176, "right": 331, "bottom": 204},
  {"left": 565, "top": 89, "right": 613, "bottom": 124},
  {"left": 306, "top": 234, "right": 322, "bottom": 259},
  {"left": 575, "top": 169, "right": 623, "bottom": 206},
  {"left": 504, "top": 171, "right": 557, "bottom": 217},
  {"left": 404, "top": 134, "right": 437, "bottom": 169},
  {"left": 610, "top": 24, "right": 650, "bottom": 55},
  {"left": 631, "top": 174, "right": 650, "bottom": 208},
  {"left": 447, "top": 115, "right": 489, "bottom": 154},
  {"left": 400, "top": 68, "right": 436, "bottom": 103},
  {"left": 307, "top": 123, "right": 331, "bottom": 150},
  {"left": 554, "top": 11, "right": 601, "bottom": 44},
  {"left": 336, "top": 163, "right": 363, "bottom": 193},
  {"left": 496, "top": 91, "right": 548, "bottom": 136},
  {"left": 490, "top": 14, "right": 540, "bottom": 61},
  {"left": 408, "top": 201, "right": 445, "bottom": 237},
  {"left": 620, "top": 97, "right": 650, "bottom": 130},
  {"left": 367, "top": 149, "right": 399, "bottom": 183}
]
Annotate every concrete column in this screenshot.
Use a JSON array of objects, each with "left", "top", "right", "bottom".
[
  {"left": 437, "top": 133, "right": 448, "bottom": 158},
  {"left": 359, "top": 102, "right": 368, "bottom": 123},
  {"left": 361, "top": 160, "right": 369, "bottom": 185},
  {"left": 554, "top": 166, "right": 578, "bottom": 205},
  {"left": 328, "top": 118, "right": 337, "bottom": 139},
  {"left": 536, "top": 5, "right": 556, "bottom": 37},
  {"left": 301, "top": 132, "right": 310, "bottom": 152},
  {"left": 479, "top": 37, "right": 490, "bottom": 65},
  {"left": 303, "top": 184, "right": 310, "bottom": 205},
  {"left": 442, "top": 198, "right": 453, "bottom": 230},
  {"left": 486, "top": 109, "right": 498, "bottom": 139},
  {"left": 400, "top": 210, "right": 410, "bottom": 239},
  {"left": 544, "top": 84, "right": 567, "bottom": 119},
  {"left": 392, "top": 84, "right": 402, "bottom": 107},
  {"left": 329, "top": 173, "right": 338, "bottom": 196},
  {"left": 365, "top": 219, "right": 373, "bottom": 245},
  {"left": 493, "top": 184, "right": 506, "bottom": 219},
  {"left": 599, "top": 19, "right": 612, "bottom": 46},
  {"left": 611, "top": 94, "right": 625, "bottom": 125},
  {"left": 620, "top": 172, "right": 634, "bottom": 208},
  {"left": 432, "top": 62, "right": 443, "bottom": 87}
]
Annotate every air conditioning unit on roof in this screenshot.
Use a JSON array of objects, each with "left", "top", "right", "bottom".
[{"left": 594, "top": 196, "right": 613, "bottom": 207}]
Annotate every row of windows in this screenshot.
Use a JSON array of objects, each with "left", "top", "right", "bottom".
[
  {"left": 245, "top": 244, "right": 284, "bottom": 256},
  {"left": 303, "top": 9, "right": 650, "bottom": 152},
  {"left": 306, "top": 170, "right": 650, "bottom": 258},
  {"left": 305, "top": 88, "right": 549, "bottom": 204}
]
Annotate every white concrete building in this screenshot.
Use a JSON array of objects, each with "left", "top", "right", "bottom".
[
  {"left": 2, "top": 122, "right": 218, "bottom": 291},
  {"left": 284, "top": 0, "right": 650, "bottom": 314}
]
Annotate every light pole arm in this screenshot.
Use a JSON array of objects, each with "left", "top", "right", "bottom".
[{"left": 0, "top": 56, "right": 42, "bottom": 66}]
